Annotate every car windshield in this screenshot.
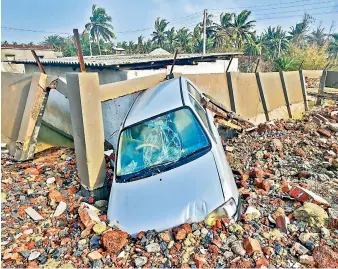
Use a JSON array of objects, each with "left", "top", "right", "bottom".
[{"left": 116, "top": 107, "right": 210, "bottom": 179}]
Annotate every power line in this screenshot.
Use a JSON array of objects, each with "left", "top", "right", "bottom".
[
  {"left": 254, "top": 4, "right": 337, "bottom": 16},
  {"left": 1, "top": 26, "right": 71, "bottom": 35},
  {"left": 258, "top": 10, "right": 338, "bottom": 20}
]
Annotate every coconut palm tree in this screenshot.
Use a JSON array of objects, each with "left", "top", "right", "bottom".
[
  {"left": 152, "top": 17, "right": 169, "bottom": 48},
  {"left": 41, "top": 35, "right": 65, "bottom": 51},
  {"left": 263, "top": 26, "right": 289, "bottom": 59},
  {"left": 128, "top": 41, "right": 135, "bottom": 54},
  {"left": 274, "top": 56, "right": 297, "bottom": 71},
  {"left": 214, "top": 12, "right": 234, "bottom": 50},
  {"left": 288, "top": 13, "right": 314, "bottom": 48},
  {"left": 136, "top": 35, "right": 145, "bottom": 53},
  {"left": 165, "top": 27, "right": 177, "bottom": 53},
  {"left": 308, "top": 23, "right": 326, "bottom": 47},
  {"left": 85, "top": 4, "right": 115, "bottom": 55},
  {"left": 230, "top": 10, "right": 256, "bottom": 50},
  {"left": 176, "top": 27, "right": 192, "bottom": 52},
  {"left": 328, "top": 33, "right": 338, "bottom": 60},
  {"left": 144, "top": 39, "right": 153, "bottom": 53},
  {"left": 244, "top": 35, "right": 263, "bottom": 56}
]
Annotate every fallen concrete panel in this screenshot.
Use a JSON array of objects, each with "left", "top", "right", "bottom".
[
  {"left": 1, "top": 72, "right": 33, "bottom": 153},
  {"left": 100, "top": 73, "right": 166, "bottom": 101},
  {"left": 66, "top": 73, "right": 106, "bottom": 196},
  {"left": 174, "top": 73, "right": 232, "bottom": 111},
  {"left": 230, "top": 72, "right": 265, "bottom": 122},
  {"left": 326, "top": 71, "right": 338, "bottom": 89},
  {"left": 282, "top": 71, "right": 304, "bottom": 104}
]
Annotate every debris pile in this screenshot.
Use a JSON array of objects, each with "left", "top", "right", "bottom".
[{"left": 1, "top": 106, "right": 338, "bottom": 268}]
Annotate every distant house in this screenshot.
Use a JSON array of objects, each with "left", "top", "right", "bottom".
[
  {"left": 112, "top": 47, "right": 126, "bottom": 55},
  {"left": 1, "top": 44, "right": 62, "bottom": 61}
]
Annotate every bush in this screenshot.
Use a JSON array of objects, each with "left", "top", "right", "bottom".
[
  {"left": 274, "top": 56, "right": 297, "bottom": 71},
  {"left": 289, "top": 44, "right": 329, "bottom": 70}
]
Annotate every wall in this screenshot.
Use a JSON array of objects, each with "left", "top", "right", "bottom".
[
  {"left": 1, "top": 72, "right": 32, "bottom": 152},
  {"left": 172, "top": 59, "right": 238, "bottom": 74},
  {"left": 326, "top": 71, "right": 338, "bottom": 89},
  {"left": 303, "top": 70, "right": 323, "bottom": 79},
  {"left": 1, "top": 48, "right": 58, "bottom": 61},
  {"left": 1, "top": 63, "right": 25, "bottom": 73}
]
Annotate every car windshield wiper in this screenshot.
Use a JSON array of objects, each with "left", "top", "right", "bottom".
[{"left": 180, "top": 145, "right": 209, "bottom": 160}]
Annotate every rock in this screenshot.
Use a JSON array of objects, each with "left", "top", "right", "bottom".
[
  {"left": 255, "top": 256, "right": 269, "bottom": 268},
  {"left": 193, "top": 254, "right": 208, "bottom": 268},
  {"left": 321, "top": 227, "right": 330, "bottom": 238},
  {"left": 19, "top": 250, "right": 31, "bottom": 259},
  {"left": 25, "top": 207, "right": 43, "bottom": 221},
  {"left": 313, "top": 245, "right": 338, "bottom": 268},
  {"left": 293, "top": 242, "right": 309, "bottom": 255},
  {"left": 102, "top": 230, "right": 128, "bottom": 254},
  {"left": 295, "top": 147, "right": 306, "bottom": 157},
  {"left": 159, "top": 231, "right": 172, "bottom": 242},
  {"left": 134, "top": 257, "right": 147, "bottom": 267},
  {"left": 299, "top": 233, "right": 319, "bottom": 244},
  {"left": 271, "top": 138, "right": 283, "bottom": 151},
  {"left": 328, "top": 207, "right": 338, "bottom": 228},
  {"left": 78, "top": 203, "right": 100, "bottom": 229},
  {"left": 254, "top": 178, "right": 271, "bottom": 192},
  {"left": 294, "top": 203, "right": 329, "bottom": 227},
  {"left": 229, "top": 224, "right": 244, "bottom": 235},
  {"left": 289, "top": 186, "right": 330, "bottom": 206},
  {"left": 299, "top": 255, "right": 316, "bottom": 267},
  {"left": 250, "top": 167, "right": 265, "bottom": 178},
  {"left": 48, "top": 190, "right": 64, "bottom": 207},
  {"left": 145, "top": 243, "right": 161, "bottom": 253},
  {"left": 230, "top": 258, "right": 253, "bottom": 268},
  {"left": 87, "top": 251, "right": 102, "bottom": 261},
  {"left": 28, "top": 251, "right": 40, "bottom": 261},
  {"left": 231, "top": 241, "right": 246, "bottom": 256},
  {"left": 53, "top": 201, "right": 67, "bottom": 217},
  {"left": 46, "top": 177, "right": 55, "bottom": 184},
  {"left": 94, "top": 200, "right": 108, "bottom": 210},
  {"left": 243, "top": 237, "right": 262, "bottom": 255},
  {"left": 93, "top": 222, "right": 106, "bottom": 234},
  {"left": 245, "top": 206, "right": 261, "bottom": 220}
]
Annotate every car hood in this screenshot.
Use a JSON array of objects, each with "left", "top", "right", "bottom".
[{"left": 107, "top": 151, "right": 225, "bottom": 236}]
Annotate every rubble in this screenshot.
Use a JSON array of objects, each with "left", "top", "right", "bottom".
[{"left": 2, "top": 106, "right": 338, "bottom": 268}]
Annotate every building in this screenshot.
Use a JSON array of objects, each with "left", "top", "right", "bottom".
[
  {"left": 112, "top": 47, "right": 126, "bottom": 55},
  {"left": 1, "top": 44, "right": 62, "bottom": 61}
]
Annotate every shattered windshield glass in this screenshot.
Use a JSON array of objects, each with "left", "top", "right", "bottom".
[{"left": 116, "top": 108, "right": 210, "bottom": 178}]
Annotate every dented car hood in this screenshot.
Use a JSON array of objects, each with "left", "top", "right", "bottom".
[{"left": 107, "top": 151, "right": 225, "bottom": 235}]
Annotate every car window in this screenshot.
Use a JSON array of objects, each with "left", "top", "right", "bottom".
[
  {"left": 189, "top": 94, "right": 211, "bottom": 129},
  {"left": 187, "top": 82, "right": 202, "bottom": 103},
  {"left": 116, "top": 108, "right": 210, "bottom": 179}
]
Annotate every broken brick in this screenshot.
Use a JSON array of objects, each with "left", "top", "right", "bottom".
[
  {"left": 102, "top": 230, "right": 129, "bottom": 254},
  {"left": 243, "top": 237, "right": 262, "bottom": 255}
]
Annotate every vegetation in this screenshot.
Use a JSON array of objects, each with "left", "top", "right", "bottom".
[{"left": 3, "top": 5, "right": 338, "bottom": 71}]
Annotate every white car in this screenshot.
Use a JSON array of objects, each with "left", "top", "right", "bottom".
[{"left": 107, "top": 77, "right": 241, "bottom": 235}]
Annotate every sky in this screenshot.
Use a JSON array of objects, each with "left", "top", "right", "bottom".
[{"left": 1, "top": 0, "right": 338, "bottom": 44}]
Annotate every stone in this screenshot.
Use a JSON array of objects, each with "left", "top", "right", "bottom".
[
  {"left": 231, "top": 241, "right": 246, "bottom": 256},
  {"left": 294, "top": 203, "right": 329, "bottom": 227},
  {"left": 250, "top": 167, "right": 265, "bottom": 178},
  {"left": 53, "top": 201, "right": 67, "bottom": 217},
  {"left": 255, "top": 256, "right": 269, "bottom": 268},
  {"left": 46, "top": 177, "right": 55, "bottom": 184},
  {"left": 245, "top": 206, "right": 261, "bottom": 220},
  {"left": 230, "top": 258, "right": 253, "bottom": 268},
  {"left": 328, "top": 208, "right": 338, "bottom": 228},
  {"left": 25, "top": 207, "right": 43, "bottom": 221},
  {"left": 145, "top": 243, "right": 160, "bottom": 253},
  {"left": 134, "top": 257, "right": 147, "bottom": 267},
  {"left": 299, "top": 255, "right": 316, "bottom": 267},
  {"left": 48, "top": 190, "right": 64, "bottom": 207},
  {"left": 159, "top": 231, "right": 172, "bottom": 242},
  {"left": 293, "top": 242, "right": 309, "bottom": 255},
  {"left": 243, "top": 237, "right": 262, "bottom": 255},
  {"left": 78, "top": 203, "right": 100, "bottom": 229},
  {"left": 193, "top": 254, "right": 208, "bottom": 268},
  {"left": 228, "top": 224, "right": 244, "bottom": 235},
  {"left": 318, "top": 128, "right": 332, "bottom": 137},
  {"left": 102, "top": 230, "right": 128, "bottom": 254},
  {"left": 87, "top": 251, "right": 102, "bottom": 261},
  {"left": 298, "top": 233, "right": 319, "bottom": 244},
  {"left": 93, "top": 222, "right": 106, "bottom": 234},
  {"left": 28, "top": 251, "right": 40, "bottom": 261},
  {"left": 295, "top": 147, "right": 306, "bottom": 157},
  {"left": 94, "top": 200, "right": 108, "bottom": 210},
  {"left": 313, "top": 245, "right": 338, "bottom": 268},
  {"left": 321, "top": 227, "right": 330, "bottom": 238}
]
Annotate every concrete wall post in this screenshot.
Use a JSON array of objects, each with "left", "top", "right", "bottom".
[
  {"left": 66, "top": 73, "right": 107, "bottom": 199},
  {"left": 14, "top": 72, "right": 48, "bottom": 160}
]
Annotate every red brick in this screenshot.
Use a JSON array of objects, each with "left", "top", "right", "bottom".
[
  {"left": 193, "top": 254, "right": 207, "bottom": 268},
  {"left": 313, "top": 245, "right": 338, "bottom": 268},
  {"left": 276, "top": 215, "right": 287, "bottom": 233},
  {"left": 137, "top": 231, "right": 145, "bottom": 239},
  {"left": 295, "top": 148, "right": 306, "bottom": 157},
  {"left": 250, "top": 167, "right": 265, "bottom": 178},
  {"left": 102, "top": 230, "right": 129, "bottom": 254},
  {"left": 243, "top": 237, "right": 262, "bottom": 255},
  {"left": 255, "top": 256, "right": 269, "bottom": 268},
  {"left": 318, "top": 128, "right": 332, "bottom": 137},
  {"left": 208, "top": 245, "right": 218, "bottom": 254}
]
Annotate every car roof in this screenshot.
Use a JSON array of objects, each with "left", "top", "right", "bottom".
[{"left": 124, "top": 77, "right": 184, "bottom": 127}]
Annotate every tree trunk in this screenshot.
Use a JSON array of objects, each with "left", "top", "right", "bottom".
[
  {"left": 96, "top": 32, "right": 101, "bottom": 55},
  {"left": 89, "top": 39, "right": 92, "bottom": 56}
]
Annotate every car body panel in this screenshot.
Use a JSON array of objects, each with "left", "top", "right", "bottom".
[{"left": 108, "top": 151, "right": 224, "bottom": 236}]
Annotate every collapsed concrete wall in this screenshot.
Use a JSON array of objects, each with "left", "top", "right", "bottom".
[
  {"left": 1, "top": 72, "right": 33, "bottom": 153},
  {"left": 326, "top": 71, "right": 338, "bottom": 89}
]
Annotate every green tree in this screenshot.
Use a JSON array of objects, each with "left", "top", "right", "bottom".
[
  {"left": 136, "top": 35, "right": 144, "bottom": 53},
  {"left": 262, "top": 26, "right": 289, "bottom": 59},
  {"left": 41, "top": 35, "right": 65, "bottom": 51},
  {"left": 244, "top": 36, "right": 263, "bottom": 56},
  {"left": 152, "top": 17, "right": 169, "bottom": 48},
  {"left": 165, "top": 27, "right": 177, "bottom": 52},
  {"left": 176, "top": 27, "right": 192, "bottom": 53},
  {"left": 308, "top": 23, "right": 326, "bottom": 47},
  {"left": 230, "top": 10, "right": 256, "bottom": 50},
  {"left": 128, "top": 41, "right": 135, "bottom": 54},
  {"left": 144, "top": 39, "right": 153, "bottom": 53},
  {"left": 85, "top": 4, "right": 115, "bottom": 55},
  {"left": 274, "top": 56, "right": 297, "bottom": 71},
  {"left": 1, "top": 40, "right": 9, "bottom": 45},
  {"left": 289, "top": 13, "right": 314, "bottom": 48},
  {"left": 328, "top": 33, "right": 338, "bottom": 60},
  {"left": 214, "top": 12, "right": 234, "bottom": 50}
]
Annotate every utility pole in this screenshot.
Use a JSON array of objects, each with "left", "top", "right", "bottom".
[{"left": 203, "top": 9, "right": 207, "bottom": 55}]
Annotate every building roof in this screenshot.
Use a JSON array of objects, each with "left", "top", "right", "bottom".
[
  {"left": 124, "top": 77, "right": 183, "bottom": 126},
  {"left": 7, "top": 52, "right": 241, "bottom": 70},
  {"left": 149, "top": 48, "right": 171, "bottom": 56},
  {"left": 1, "top": 44, "right": 54, "bottom": 50},
  {"left": 113, "top": 47, "right": 125, "bottom": 51}
]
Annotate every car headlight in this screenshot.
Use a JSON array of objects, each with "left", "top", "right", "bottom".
[{"left": 205, "top": 198, "right": 237, "bottom": 226}]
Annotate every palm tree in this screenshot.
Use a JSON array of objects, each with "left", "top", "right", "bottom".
[
  {"left": 137, "top": 35, "right": 144, "bottom": 53},
  {"left": 192, "top": 24, "right": 203, "bottom": 52},
  {"left": 288, "top": 13, "right": 314, "bottom": 48},
  {"left": 152, "top": 17, "right": 169, "bottom": 48},
  {"left": 176, "top": 27, "right": 192, "bottom": 52},
  {"left": 231, "top": 10, "right": 256, "bottom": 50},
  {"left": 274, "top": 56, "right": 297, "bottom": 71},
  {"left": 41, "top": 35, "right": 65, "bottom": 51},
  {"left": 128, "top": 41, "right": 135, "bottom": 54},
  {"left": 214, "top": 12, "right": 234, "bottom": 50},
  {"left": 328, "top": 33, "right": 338, "bottom": 61},
  {"left": 121, "top": 41, "right": 128, "bottom": 50},
  {"left": 165, "top": 27, "right": 177, "bottom": 52},
  {"left": 85, "top": 4, "right": 115, "bottom": 55},
  {"left": 308, "top": 23, "right": 326, "bottom": 46},
  {"left": 144, "top": 39, "right": 153, "bottom": 53},
  {"left": 263, "top": 26, "right": 289, "bottom": 59},
  {"left": 1, "top": 40, "right": 9, "bottom": 45},
  {"left": 244, "top": 35, "right": 263, "bottom": 56}
]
